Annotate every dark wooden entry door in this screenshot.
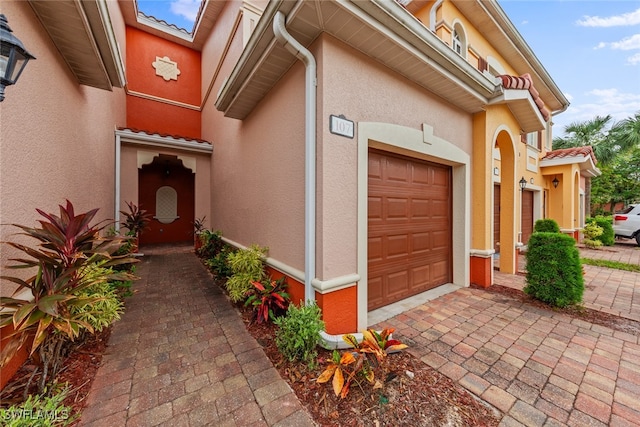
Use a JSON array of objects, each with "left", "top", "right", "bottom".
[
  {"left": 368, "top": 149, "right": 452, "bottom": 311},
  {"left": 138, "top": 155, "right": 195, "bottom": 245},
  {"left": 521, "top": 190, "right": 534, "bottom": 244}
]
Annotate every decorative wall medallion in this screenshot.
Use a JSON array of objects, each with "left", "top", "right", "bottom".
[{"left": 152, "top": 56, "right": 181, "bottom": 81}]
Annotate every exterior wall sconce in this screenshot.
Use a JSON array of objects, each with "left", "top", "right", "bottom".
[
  {"left": 0, "top": 14, "right": 35, "bottom": 102},
  {"left": 519, "top": 176, "right": 527, "bottom": 191},
  {"left": 530, "top": 178, "right": 534, "bottom": 185},
  {"left": 552, "top": 176, "right": 559, "bottom": 188},
  {"left": 493, "top": 167, "right": 499, "bottom": 176}
]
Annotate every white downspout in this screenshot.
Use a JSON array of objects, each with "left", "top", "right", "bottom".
[
  {"left": 273, "top": 11, "right": 317, "bottom": 303},
  {"left": 115, "top": 132, "right": 121, "bottom": 232}
]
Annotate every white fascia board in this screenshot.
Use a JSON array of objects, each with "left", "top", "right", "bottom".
[{"left": 115, "top": 129, "right": 213, "bottom": 153}]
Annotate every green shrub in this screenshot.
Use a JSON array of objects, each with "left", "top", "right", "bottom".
[
  {"left": 71, "top": 264, "right": 124, "bottom": 332},
  {"left": 582, "top": 221, "right": 604, "bottom": 249},
  {"left": 274, "top": 302, "right": 325, "bottom": 369},
  {"left": 534, "top": 218, "right": 560, "bottom": 233},
  {"left": 225, "top": 245, "right": 267, "bottom": 302},
  {"left": 0, "top": 386, "right": 76, "bottom": 426},
  {"left": 197, "top": 230, "right": 226, "bottom": 259},
  {"left": 585, "top": 216, "right": 614, "bottom": 246},
  {"left": 524, "top": 232, "right": 584, "bottom": 308},
  {"left": 205, "top": 246, "right": 234, "bottom": 279}
]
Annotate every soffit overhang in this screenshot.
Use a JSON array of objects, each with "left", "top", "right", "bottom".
[
  {"left": 216, "top": 0, "right": 499, "bottom": 120},
  {"left": 451, "top": 0, "right": 568, "bottom": 114},
  {"left": 28, "top": 0, "right": 125, "bottom": 91},
  {"left": 540, "top": 155, "right": 601, "bottom": 178},
  {"left": 118, "top": 0, "right": 226, "bottom": 51},
  {"left": 489, "top": 89, "right": 546, "bottom": 134}
]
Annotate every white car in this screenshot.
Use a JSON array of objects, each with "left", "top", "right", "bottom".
[{"left": 613, "top": 204, "right": 640, "bottom": 246}]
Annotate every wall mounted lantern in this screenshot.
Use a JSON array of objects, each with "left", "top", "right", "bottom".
[
  {"left": 493, "top": 167, "right": 499, "bottom": 176},
  {"left": 552, "top": 176, "right": 559, "bottom": 188},
  {"left": 0, "top": 14, "right": 35, "bottom": 102},
  {"left": 519, "top": 176, "right": 527, "bottom": 191}
]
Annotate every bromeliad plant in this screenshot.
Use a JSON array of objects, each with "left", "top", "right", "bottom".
[
  {"left": 0, "top": 200, "right": 137, "bottom": 394},
  {"left": 317, "top": 328, "right": 408, "bottom": 399},
  {"left": 244, "top": 276, "right": 290, "bottom": 324}
]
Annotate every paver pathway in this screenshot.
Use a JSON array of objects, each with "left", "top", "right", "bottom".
[
  {"left": 374, "top": 286, "right": 640, "bottom": 426},
  {"left": 79, "top": 245, "right": 315, "bottom": 427}
]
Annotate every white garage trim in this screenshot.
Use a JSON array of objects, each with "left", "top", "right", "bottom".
[{"left": 357, "top": 122, "right": 470, "bottom": 331}]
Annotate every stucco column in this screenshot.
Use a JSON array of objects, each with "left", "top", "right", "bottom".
[{"left": 469, "top": 112, "right": 494, "bottom": 287}]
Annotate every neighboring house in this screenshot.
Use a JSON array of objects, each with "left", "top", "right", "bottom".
[{"left": 0, "top": 0, "right": 599, "bottom": 386}]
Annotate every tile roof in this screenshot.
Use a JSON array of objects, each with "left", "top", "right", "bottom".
[
  {"left": 117, "top": 127, "right": 211, "bottom": 145},
  {"left": 497, "top": 73, "right": 550, "bottom": 121},
  {"left": 542, "top": 146, "right": 597, "bottom": 164},
  {"left": 138, "top": 11, "right": 192, "bottom": 35}
]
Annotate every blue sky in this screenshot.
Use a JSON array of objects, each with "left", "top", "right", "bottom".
[{"left": 137, "top": 0, "right": 640, "bottom": 136}]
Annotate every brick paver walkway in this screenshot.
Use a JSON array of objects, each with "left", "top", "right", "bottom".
[
  {"left": 80, "top": 242, "right": 640, "bottom": 426},
  {"left": 376, "top": 287, "right": 640, "bottom": 426},
  {"left": 79, "top": 245, "right": 315, "bottom": 427},
  {"left": 373, "top": 242, "right": 640, "bottom": 426}
]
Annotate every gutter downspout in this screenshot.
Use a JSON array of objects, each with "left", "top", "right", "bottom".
[
  {"left": 115, "top": 132, "right": 121, "bottom": 232},
  {"left": 273, "top": 11, "right": 317, "bottom": 304}
]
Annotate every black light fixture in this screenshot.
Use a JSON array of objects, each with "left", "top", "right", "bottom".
[
  {"left": 0, "top": 14, "right": 35, "bottom": 102},
  {"left": 552, "top": 176, "right": 559, "bottom": 188},
  {"left": 519, "top": 176, "right": 527, "bottom": 191}
]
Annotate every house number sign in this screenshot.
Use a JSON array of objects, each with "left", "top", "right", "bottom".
[{"left": 330, "top": 114, "right": 354, "bottom": 139}]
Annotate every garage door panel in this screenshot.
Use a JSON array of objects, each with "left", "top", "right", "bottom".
[
  {"left": 387, "top": 234, "right": 410, "bottom": 259},
  {"left": 368, "top": 236, "right": 383, "bottom": 262},
  {"left": 386, "top": 158, "right": 410, "bottom": 183},
  {"left": 412, "top": 232, "right": 430, "bottom": 253},
  {"left": 387, "top": 197, "right": 409, "bottom": 219},
  {"left": 387, "top": 271, "right": 410, "bottom": 298},
  {"left": 368, "top": 196, "right": 383, "bottom": 222},
  {"left": 410, "top": 199, "right": 430, "bottom": 219},
  {"left": 368, "top": 149, "right": 452, "bottom": 310},
  {"left": 431, "top": 260, "right": 449, "bottom": 284}
]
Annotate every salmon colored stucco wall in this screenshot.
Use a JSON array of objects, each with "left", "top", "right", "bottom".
[
  {"left": 0, "top": 1, "right": 126, "bottom": 387},
  {"left": 316, "top": 34, "right": 472, "bottom": 281},
  {"left": 0, "top": 2, "right": 126, "bottom": 297},
  {"left": 126, "top": 26, "right": 201, "bottom": 139}
]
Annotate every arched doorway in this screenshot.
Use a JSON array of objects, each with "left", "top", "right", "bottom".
[
  {"left": 138, "top": 154, "right": 195, "bottom": 245},
  {"left": 494, "top": 129, "right": 517, "bottom": 274}
]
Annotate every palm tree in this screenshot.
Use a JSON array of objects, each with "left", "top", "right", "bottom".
[{"left": 552, "top": 114, "right": 638, "bottom": 215}]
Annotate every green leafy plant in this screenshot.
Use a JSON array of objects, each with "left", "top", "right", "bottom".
[
  {"left": 524, "top": 232, "right": 584, "bottom": 308},
  {"left": 582, "top": 221, "right": 604, "bottom": 249},
  {"left": 119, "top": 201, "right": 151, "bottom": 237},
  {"left": 534, "top": 218, "right": 560, "bottom": 233},
  {"left": 225, "top": 245, "right": 267, "bottom": 303},
  {"left": 317, "top": 328, "right": 407, "bottom": 398},
  {"left": 244, "top": 277, "right": 290, "bottom": 324},
  {"left": 585, "top": 216, "right": 614, "bottom": 246},
  {"left": 274, "top": 301, "right": 324, "bottom": 368},
  {"left": 0, "top": 385, "right": 77, "bottom": 426},
  {"left": 0, "top": 200, "right": 137, "bottom": 394},
  {"left": 197, "top": 229, "right": 226, "bottom": 259},
  {"left": 70, "top": 264, "right": 124, "bottom": 332},
  {"left": 192, "top": 215, "right": 207, "bottom": 233}
]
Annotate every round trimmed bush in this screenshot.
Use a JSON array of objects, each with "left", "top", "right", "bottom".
[
  {"left": 524, "top": 232, "right": 584, "bottom": 307},
  {"left": 534, "top": 219, "right": 560, "bottom": 233}
]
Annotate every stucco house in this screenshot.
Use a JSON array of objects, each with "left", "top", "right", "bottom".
[{"left": 0, "top": 0, "right": 599, "bottom": 385}]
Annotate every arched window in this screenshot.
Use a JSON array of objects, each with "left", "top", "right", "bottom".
[
  {"left": 452, "top": 23, "right": 467, "bottom": 58},
  {"left": 155, "top": 186, "right": 179, "bottom": 224}
]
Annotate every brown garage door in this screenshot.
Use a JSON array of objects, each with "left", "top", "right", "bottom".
[
  {"left": 368, "top": 149, "right": 452, "bottom": 311},
  {"left": 521, "top": 190, "right": 533, "bottom": 244}
]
